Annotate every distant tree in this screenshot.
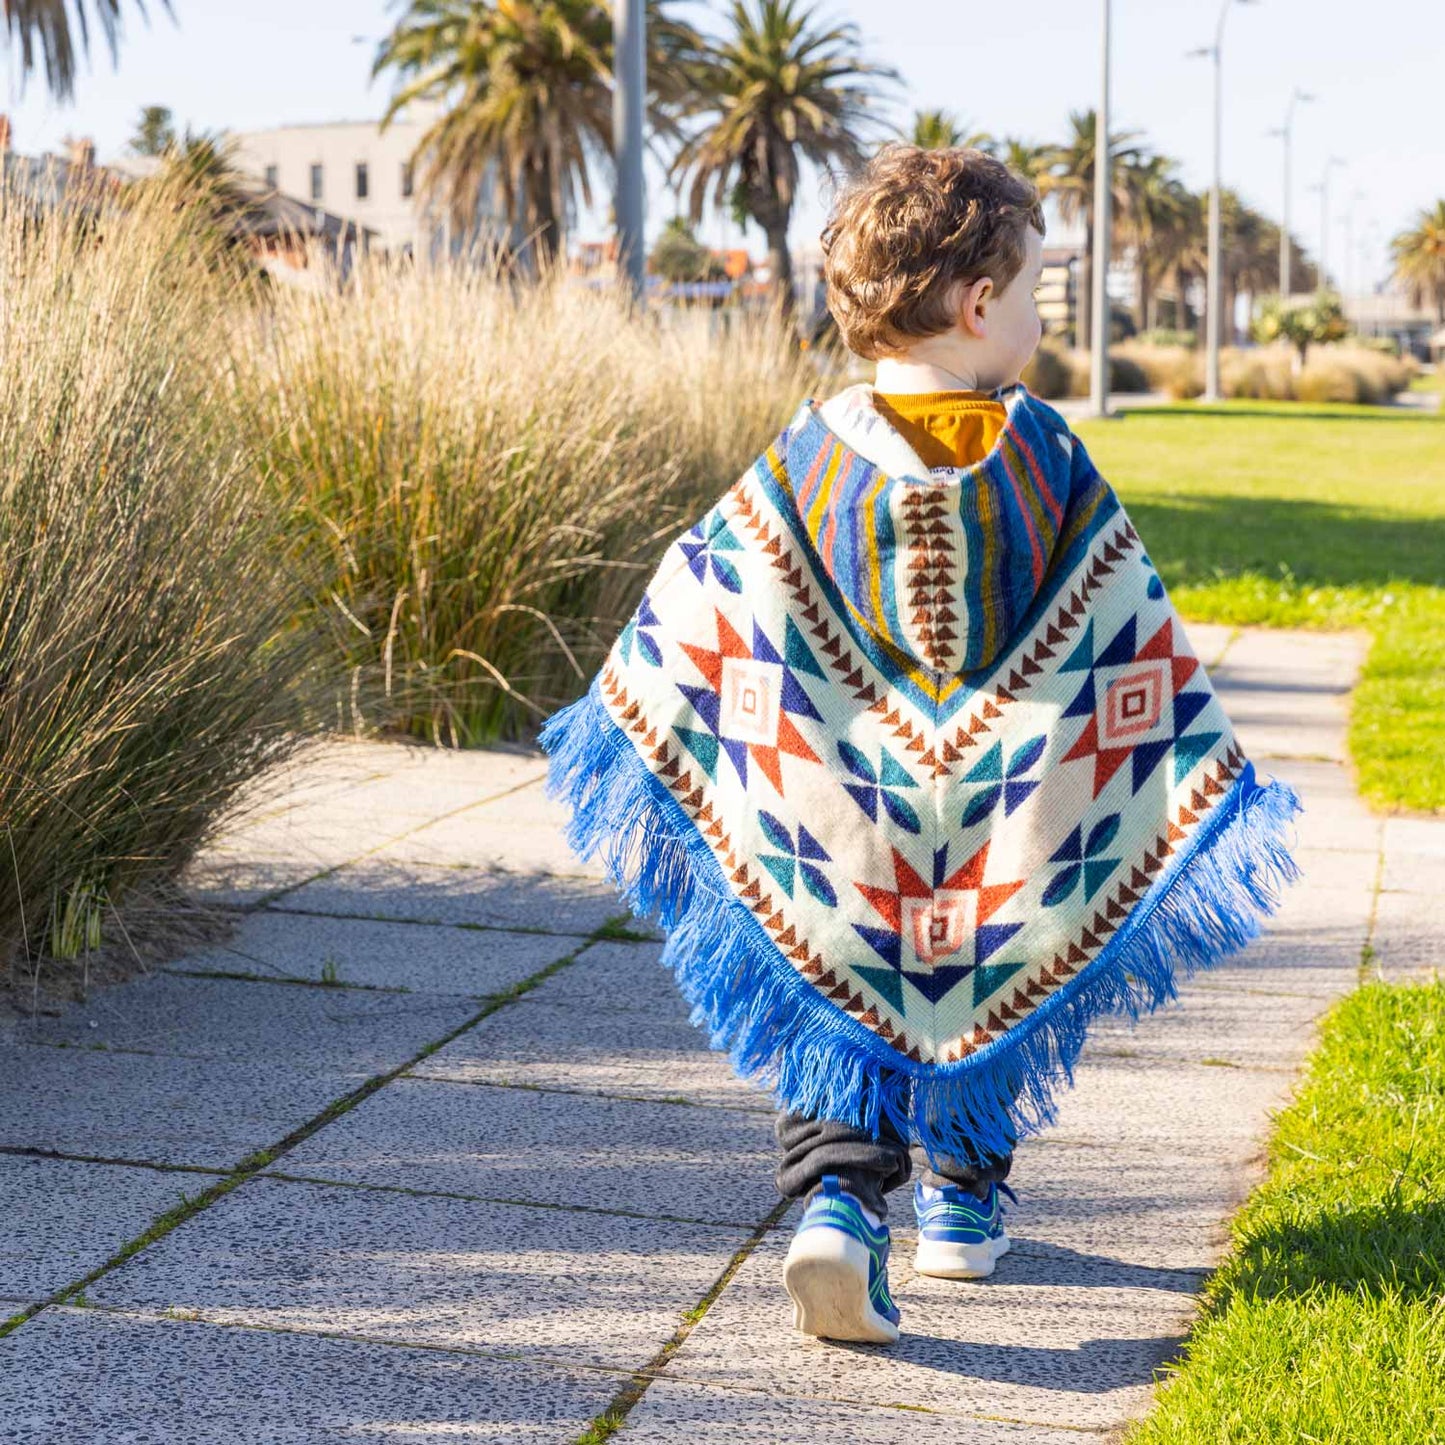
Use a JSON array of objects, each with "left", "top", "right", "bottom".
[
  {"left": 1042, "top": 110, "right": 1144, "bottom": 350},
  {"left": 909, "top": 109, "right": 992, "bottom": 153},
  {"left": 649, "top": 216, "right": 727, "bottom": 283},
  {"left": 1391, "top": 200, "right": 1445, "bottom": 322},
  {"left": 673, "top": 0, "right": 898, "bottom": 311},
  {"left": 129, "top": 103, "right": 175, "bottom": 156},
  {"left": 1117, "top": 153, "right": 1189, "bottom": 334},
  {"left": 3, "top": 0, "right": 165, "bottom": 100},
  {"left": 997, "top": 137, "right": 1052, "bottom": 186},
  {"left": 374, "top": 0, "right": 701, "bottom": 264}
]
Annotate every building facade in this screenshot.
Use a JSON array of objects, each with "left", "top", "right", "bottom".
[{"left": 229, "top": 111, "right": 505, "bottom": 260}]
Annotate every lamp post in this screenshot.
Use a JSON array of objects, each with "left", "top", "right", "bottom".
[
  {"left": 1190, "top": 0, "right": 1258, "bottom": 404},
  {"left": 613, "top": 0, "right": 646, "bottom": 300},
  {"left": 1340, "top": 187, "right": 1364, "bottom": 304},
  {"left": 1267, "top": 87, "right": 1313, "bottom": 299},
  {"left": 1309, "top": 156, "right": 1345, "bottom": 290},
  {"left": 1088, "top": 0, "right": 1112, "bottom": 419}
]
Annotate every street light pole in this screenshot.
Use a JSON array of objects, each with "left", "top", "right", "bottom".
[
  {"left": 1088, "top": 0, "right": 1111, "bottom": 418},
  {"left": 1269, "top": 88, "right": 1313, "bottom": 299},
  {"left": 1341, "top": 188, "right": 1364, "bottom": 303},
  {"left": 1191, "top": 0, "right": 1257, "bottom": 404},
  {"left": 613, "top": 0, "right": 646, "bottom": 301},
  {"left": 1310, "top": 156, "right": 1344, "bottom": 290}
]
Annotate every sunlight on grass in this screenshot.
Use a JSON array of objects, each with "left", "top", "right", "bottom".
[{"left": 1125, "top": 980, "right": 1445, "bottom": 1443}]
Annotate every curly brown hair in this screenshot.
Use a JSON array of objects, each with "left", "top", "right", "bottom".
[{"left": 821, "top": 144, "right": 1045, "bottom": 360}]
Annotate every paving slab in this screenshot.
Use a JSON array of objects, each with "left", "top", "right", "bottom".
[
  {"left": 1211, "top": 629, "right": 1367, "bottom": 765},
  {"left": 1382, "top": 816, "right": 1445, "bottom": 859},
  {"left": 0, "top": 1044, "right": 348, "bottom": 1169},
  {"left": 170, "top": 909, "right": 580, "bottom": 995},
  {"left": 619, "top": 1378, "right": 1091, "bottom": 1443},
  {"left": 265, "top": 1075, "right": 779, "bottom": 1227},
  {"left": 994, "top": 1140, "right": 1248, "bottom": 1270},
  {"left": 88, "top": 1175, "right": 749, "bottom": 1372},
  {"left": 1080, "top": 981, "right": 1335, "bottom": 1069},
  {"left": 517, "top": 939, "right": 688, "bottom": 1017},
  {"left": 1180, "top": 620, "right": 1235, "bottom": 670},
  {"left": 412, "top": 997, "right": 767, "bottom": 1110},
  {"left": 208, "top": 738, "right": 406, "bottom": 831},
  {"left": 14, "top": 972, "right": 478, "bottom": 1074},
  {"left": 1371, "top": 886, "right": 1445, "bottom": 982},
  {"left": 0, "top": 1305, "right": 617, "bottom": 1444},
  {"left": 0, "top": 1156, "right": 196, "bottom": 1299},
  {"left": 179, "top": 850, "right": 330, "bottom": 908},
  {"left": 271, "top": 857, "right": 625, "bottom": 936},
  {"left": 1040, "top": 1053, "right": 1297, "bottom": 1151},
  {"left": 377, "top": 816, "right": 609, "bottom": 878}
]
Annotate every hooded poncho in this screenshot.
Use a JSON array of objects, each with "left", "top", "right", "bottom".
[{"left": 541, "top": 381, "right": 1302, "bottom": 1162}]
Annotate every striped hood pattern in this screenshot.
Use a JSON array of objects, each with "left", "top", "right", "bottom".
[
  {"left": 790, "top": 382, "right": 1075, "bottom": 675},
  {"left": 540, "top": 382, "right": 1303, "bottom": 1165}
]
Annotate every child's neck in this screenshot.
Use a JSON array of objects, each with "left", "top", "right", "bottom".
[{"left": 872, "top": 351, "right": 988, "bottom": 393}]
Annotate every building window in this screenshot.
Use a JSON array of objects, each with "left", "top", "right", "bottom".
[
  {"left": 355, "top": 162, "right": 369, "bottom": 200},
  {"left": 310, "top": 163, "right": 323, "bottom": 202},
  {"left": 401, "top": 161, "right": 414, "bottom": 199},
  {"left": 263, "top": 163, "right": 278, "bottom": 191}
]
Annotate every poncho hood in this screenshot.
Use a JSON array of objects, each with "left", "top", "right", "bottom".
[
  {"left": 790, "top": 381, "right": 1075, "bottom": 675},
  {"left": 541, "top": 382, "right": 1302, "bottom": 1164}
]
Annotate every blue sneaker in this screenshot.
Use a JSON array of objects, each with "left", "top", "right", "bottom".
[
  {"left": 913, "top": 1179, "right": 1018, "bottom": 1279},
  {"left": 783, "top": 1175, "right": 901, "bottom": 1344}
]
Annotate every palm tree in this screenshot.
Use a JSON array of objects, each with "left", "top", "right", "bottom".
[
  {"left": 672, "top": 0, "right": 898, "bottom": 310},
  {"left": 3, "top": 0, "right": 161, "bottom": 100},
  {"left": 1042, "top": 110, "right": 1144, "bottom": 350},
  {"left": 910, "top": 108, "right": 993, "bottom": 153},
  {"left": 1391, "top": 200, "right": 1445, "bottom": 322},
  {"left": 998, "top": 137, "right": 1053, "bottom": 188},
  {"left": 1117, "top": 153, "right": 1188, "bottom": 333},
  {"left": 128, "top": 103, "right": 175, "bottom": 156},
  {"left": 374, "top": 0, "right": 700, "bottom": 263},
  {"left": 1222, "top": 193, "right": 1278, "bottom": 346}
]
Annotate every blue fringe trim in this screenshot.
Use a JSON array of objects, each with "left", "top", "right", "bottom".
[{"left": 539, "top": 678, "right": 1303, "bottom": 1165}]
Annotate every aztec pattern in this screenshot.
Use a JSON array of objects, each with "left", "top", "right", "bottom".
[{"left": 544, "top": 383, "right": 1299, "bottom": 1138}]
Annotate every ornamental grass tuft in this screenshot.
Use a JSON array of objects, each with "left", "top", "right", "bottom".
[{"left": 0, "top": 176, "right": 334, "bottom": 1003}]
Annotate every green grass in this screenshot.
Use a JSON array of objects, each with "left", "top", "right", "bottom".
[
  {"left": 1074, "top": 404, "right": 1445, "bottom": 812},
  {"left": 1124, "top": 979, "right": 1445, "bottom": 1444}
]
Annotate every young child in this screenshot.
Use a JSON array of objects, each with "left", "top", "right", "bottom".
[{"left": 542, "top": 144, "right": 1300, "bottom": 1346}]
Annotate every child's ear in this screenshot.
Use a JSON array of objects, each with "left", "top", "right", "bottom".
[{"left": 959, "top": 276, "right": 993, "bottom": 339}]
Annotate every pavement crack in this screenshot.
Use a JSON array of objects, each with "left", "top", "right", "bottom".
[{"left": 569, "top": 1197, "right": 793, "bottom": 1443}]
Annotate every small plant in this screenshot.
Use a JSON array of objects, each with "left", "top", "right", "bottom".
[
  {"left": 1251, "top": 292, "right": 1349, "bottom": 368},
  {"left": 319, "top": 956, "right": 343, "bottom": 986}
]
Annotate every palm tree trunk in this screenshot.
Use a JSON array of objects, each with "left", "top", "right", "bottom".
[
  {"left": 1077, "top": 218, "right": 1093, "bottom": 352},
  {"left": 761, "top": 211, "right": 795, "bottom": 317},
  {"left": 526, "top": 151, "right": 561, "bottom": 267}
]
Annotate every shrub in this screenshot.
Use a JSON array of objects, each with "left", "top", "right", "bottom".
[
  {"left": 1063, "top": 350, "right": 1150, "bottom": 396},
  {"left": 1295, "top": 362, "right": 1365, "bottom": 404},
  {"left": 1022, "top": 343, "right": 1071, "bottom": 399},
  {"left": 1136, "top": 328, "right": 1198, "bottom": 350},
  {"left": 1114, "top": 341, "right": 1193, "bottom": 393},
  {"left": 232, "top": 260, "right": 816, "bottom": 746},
  {"left": 0, "top": 179, "right": 332, "bottom": 997}
]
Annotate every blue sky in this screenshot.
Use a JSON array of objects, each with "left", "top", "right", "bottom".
[{"left": 4, "top": 0, "right": 1440, "bottom": 289}]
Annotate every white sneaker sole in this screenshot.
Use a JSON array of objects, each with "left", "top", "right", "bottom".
[
  {"left": 784, "top": 1228, "right": 899, "bottom": 1344},
  {"left": 914, "top": 1230, "right": 1010, "bottom": 1280}
]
